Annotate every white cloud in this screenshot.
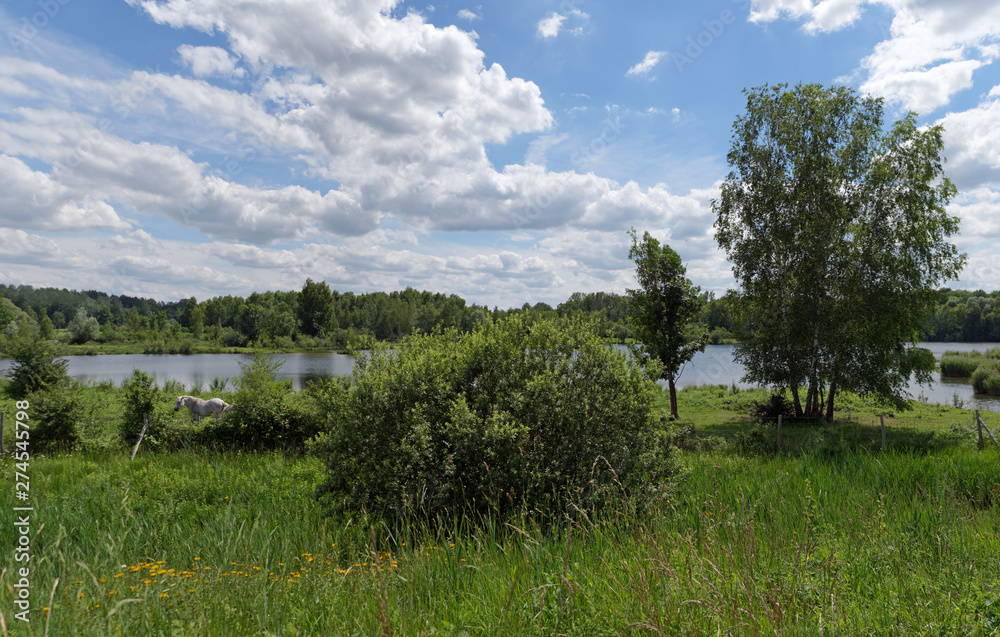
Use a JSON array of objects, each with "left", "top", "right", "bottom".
[
  {"left": 536, "top": 9, "right": 588, "bottom": 39},
  {"left": 177, "top": 45, "right": 245, "bottom": 78},
  {"left": 936, "top": 88, "right": 1000, "bottom": 191},
  {"left": 626, "top": 51, "right": 666, "bottom": 77},
  {"left": 749, "top": 0, "right": 1000, "bottom": 113},
  {"left": 537, "top": 12, "right": 567, "bottom": 38},
  {"left": 457, "top": 7, "right": 481, "bottom": 21}
]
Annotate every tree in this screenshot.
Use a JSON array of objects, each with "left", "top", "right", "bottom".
[
  {"left": 713, "top": 83, "right": 965, "bottom": 420},
  {"left": 38, "top": 309, "right": 55, "bottom": 340},
  {"left": 189, "top": 303, "right": 205, "bottom": 340},
  {"left": 297, "top": 278, "right": 335, "bottom": 337},
  {"left": 66, "top": 307, "right": 100, "bottom": 344},
  {"left": 6, "top": 332, "right": 68, "bottom": 398},
  {"left": 627, "top": 228, "right": 707, "bottom": 419}
]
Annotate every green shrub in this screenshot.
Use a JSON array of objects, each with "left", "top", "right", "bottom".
[
  {"left": 940, "top": 355, "right": 980, "bottom": 378},
  {"left": 217, "top": 327, "right": 247, "bottom": 348},
  {"left": 196, "top": 353, "right": 318, "bottom": 451},
  {"left": 5, "top": 334, "right": 68, "bottom": 398},
  {"left": 315, "top": 315, "right": 681, "bottom": 524},
  {"left": 752, "top": 392, "right": 795, "bottom": 418},
  {"left": 66, "top": 308, "right": 100, "bottom": 344},
  {"left": 28, "top": 387, "right": 81, "bottom": 452},
  {"left": 970, "top": 360, "right": 1000, "bottom": 396},
  {"left": 120, "top": 369, "right": 167, "bottom": 448}
]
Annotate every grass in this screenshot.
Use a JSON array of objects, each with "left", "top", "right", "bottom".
[
  {"left": 972, "top": 360, "right": 1000, "bottom": 396},
  {"left": 941, "top": 355, "right": 983, "bottom": 378},
  {"left": 1, "top": 385, "right": 998, "bottom": 635},
  {"left": 939, "top": 349, "right": 1000, "bottom": 394}
]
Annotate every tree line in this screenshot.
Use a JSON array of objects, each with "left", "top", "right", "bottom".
[{"left": 0, "top": 279, "right": 993, "bottom": 355}]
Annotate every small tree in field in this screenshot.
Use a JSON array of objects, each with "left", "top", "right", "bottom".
[
  {"left": 627, "top": 228, "right": 707, "bottom": 419},
  {"left": 6, "top": 332, "right": 68, "bottom": 399},
  {"left": 713, "top": 83, "right": 965, "bottom": 419}
]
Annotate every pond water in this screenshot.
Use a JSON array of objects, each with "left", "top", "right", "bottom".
[
  {"left": 0, "top": 352, "right": 356, "bottom": 392},
  {"left": 0, "top": 342, "right": 998, "bottom": 413},
  {"left": 668, "top": 342, "right": 1000, "bottom": 414}
]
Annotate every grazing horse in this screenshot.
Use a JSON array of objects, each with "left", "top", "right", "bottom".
[{"left": 174, "top": 395, "right": 229, "bottom": 423}]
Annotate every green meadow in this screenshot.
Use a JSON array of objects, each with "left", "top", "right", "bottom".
[{"left": 1, "top": 384, "right": 998, "bottom": 636}]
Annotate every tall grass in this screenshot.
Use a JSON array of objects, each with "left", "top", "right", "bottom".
[
  {"left": 940, "top": 355, "right": 982, "bottom": 378},
  {"left": 971, "top": 359, "right": 1000, "bottom": 396},
  {"left": 2, "top": 448, "right": 998, "bottom": 635}
]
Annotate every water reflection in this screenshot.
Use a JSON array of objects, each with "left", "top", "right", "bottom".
[{"left": 0, "top": 344, "right": 997, "bottom": 413}]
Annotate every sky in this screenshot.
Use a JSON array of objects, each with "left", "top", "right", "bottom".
[{"left": 0, "top": 0, "right": 999, "bottom": 308}]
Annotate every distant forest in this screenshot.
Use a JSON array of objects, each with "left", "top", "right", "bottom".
[{"left": 0, "top": 281, "right": 997, "bottom": 352}]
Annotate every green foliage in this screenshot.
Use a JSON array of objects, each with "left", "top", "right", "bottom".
[
  {"left": 971, "top": 360, "right": 1000, "bottom": 396},
  {"left": 120, "top": 369, "right": 166, "bottom": 448},
  {"left": 940, "top": 355, "right": 981, "bottom": 378},
  {"left": 197, "top": 352, "right": 318, "bottom": 450},
  {"left": 297, "top": 278, "right": 336, "bottom": 336},
  {"left": 66, "top": 307, "right": 101, "bottom": 344},
  {"left": 315, "top": 314, "right": 680, "bottom": 524},
  {"left": 713, "top": 83, "right": 965, "bottom": 420},
  {"left": 5, "top": 446, "right": 999, "bottom": 635},
  {"left": 27, "top": 386, "right": 82, "bottom": 451},
  {"left": 38, "top": 309, "right": 55, "bottom": 340},
  {"left": 626, "top": 228, "right": 707, "bottom": 419},
  {"left": 5, "top": 333, "right": 68, "bottom": 398}
]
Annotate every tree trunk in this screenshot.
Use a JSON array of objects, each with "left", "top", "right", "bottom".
[
  {"left": 825, "top": 380, "right": 837, "bottom": 422},
  {"left": 668, "top": 376, "right": 679, "bottom": 420},
  {"left": 791, "top": 384, "right": 803, "bottom": 417}
]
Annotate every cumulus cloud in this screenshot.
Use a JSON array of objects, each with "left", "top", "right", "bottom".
[
  {"left": 937, "top": 88, "right": 1000, "bottom": 189},
  {"left": 626, "top": 51, "right": 666, "bottom": 77},
  {"left": 750, "top": 0, "right": 1000, "bottom": 113},
  {"left": 749, "top": 0, "right": 865, "bottom": 32},
  {"left": 457, "top": 7, "right": 481, "bottom": 21},
  {"left": 177, "top": 45, "right": 245, "bottom": 78}
]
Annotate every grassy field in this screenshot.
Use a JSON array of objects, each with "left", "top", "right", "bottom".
[{"left": 1, "top": 386, "right": 999, "bottom": 635}]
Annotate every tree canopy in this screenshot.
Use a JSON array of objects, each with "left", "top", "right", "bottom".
[
  {"left": 627, "top": 228, "right": 706, "bottom": 419},
  {"left": 713, "top": 83, "right": 965, "bottom": 419}
]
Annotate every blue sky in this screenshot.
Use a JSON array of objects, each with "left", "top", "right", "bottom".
[{"left": 1, "top": 0, "right": 998, "bottom": 307}]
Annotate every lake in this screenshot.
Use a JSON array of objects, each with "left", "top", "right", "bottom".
[{"left": 1, "top": 343, "right": 998, "bottom": 413}]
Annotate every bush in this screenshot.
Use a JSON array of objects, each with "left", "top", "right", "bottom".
[
  {"left": 5, "top": 335, "right": 68, "bottom": 399},
  {"left": 314, "top": 315, "right": 682, "bottom": 525},
  {"left": 217, "top": 327, "right": 247, "bottom": 348},
  {"left": 28, "top": 387, "right": 81, "bottom": 452},
  {"left": 196, "top": 353, "right": 318, "bottom": 451},
  {"left": 971, "top": 360, "right": 1000, "bottom": 396},
  {"left": 66, "top": 308, "right": 100, "bottom": 344},
  {"left": 120, "top": 369, "right": 166, "bottom": 447},
  {"left": 752, "top": 392, "right": 795, "bottom": 418},
  {"left": 940, "top": 355, "right": 980, "bottom": 378}
]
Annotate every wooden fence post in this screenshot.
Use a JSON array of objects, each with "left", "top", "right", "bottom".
[
  {"left": 880, "top": 414, "right": 886, "bottom": 451},
  {"left": 977, "top": 409, "right": 985, "bottom": 448},
  {"left": 977, "top": 411, "right": 999, "bottom": 448},
  {"left": 130, "top": 413, "right": 149, "bottom": 461},
  {"left": 776, "top": 414, "right": 782, "bottom": 450}
]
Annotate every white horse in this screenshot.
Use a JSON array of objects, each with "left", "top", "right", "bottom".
[{"left": 174, "top": 396, "right": 229, "bottom": 423}]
